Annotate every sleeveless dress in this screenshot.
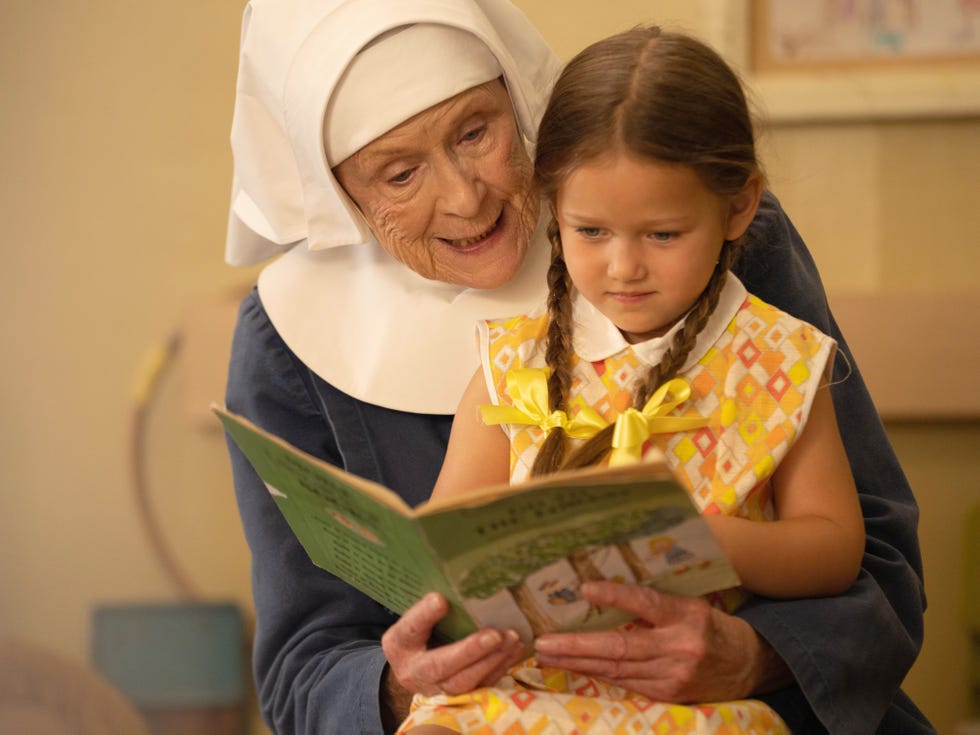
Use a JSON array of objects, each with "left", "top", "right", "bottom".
[{"left": 398, "top": 275, "right": 836, "bottom": 735}]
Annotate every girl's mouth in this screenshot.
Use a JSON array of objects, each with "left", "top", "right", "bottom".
[{"left": 611, "top": 291, "right": 651, "bottom": 299}]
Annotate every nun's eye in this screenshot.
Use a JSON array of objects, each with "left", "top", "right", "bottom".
[
  {"left": 388, "top": 168, "right": 416, "bottom": 185},
  {"left": 460, "top": 125, "right": 486, "bottom": 144}
]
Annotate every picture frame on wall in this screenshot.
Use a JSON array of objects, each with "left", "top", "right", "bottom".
[{"left": 701, "top": 0, "right": 980, "bottom": 122}]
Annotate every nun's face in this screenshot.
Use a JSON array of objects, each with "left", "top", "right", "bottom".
[{"left": 334, "top": 80, "right": 538, "bottom": 289}]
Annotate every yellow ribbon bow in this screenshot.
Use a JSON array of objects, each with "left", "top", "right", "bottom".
[
  {"left": 609, "top": 378, "right": 708, "bottom": 466},
  {"left": 480, "top": 367, "right": 608, "bottom": 439}
]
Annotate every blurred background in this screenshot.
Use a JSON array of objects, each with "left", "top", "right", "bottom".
[{"left": 1, "top": 1, "right": 977, "bottom": 733}]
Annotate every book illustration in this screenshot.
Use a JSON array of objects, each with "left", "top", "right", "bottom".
[{"left": 443, "top": 505, "right": 734, "bottom": 639}]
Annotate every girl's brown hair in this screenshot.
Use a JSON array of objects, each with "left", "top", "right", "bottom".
[{"left": 530, "top": 26, "right": 762, "bottom": 476}]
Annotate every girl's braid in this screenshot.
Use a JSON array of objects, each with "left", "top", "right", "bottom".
[{"left": 530, "top": 220, "right": 576, "bottom": 477}]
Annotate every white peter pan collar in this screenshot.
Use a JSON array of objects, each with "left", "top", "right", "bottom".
[{"left": 571, "top": 273, "right": 749, "bottom": 370}]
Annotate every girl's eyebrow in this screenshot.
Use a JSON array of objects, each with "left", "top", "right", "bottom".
[
  {"left": 558, "top": 210, "right": 601, "bottom": 222},
  {"left": 560, "top": 209, "right": 692, "bottom": 228}
]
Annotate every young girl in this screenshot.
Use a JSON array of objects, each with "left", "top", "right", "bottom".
[{"left": 399, "top": 26, "right": 864, "bottom": 735}]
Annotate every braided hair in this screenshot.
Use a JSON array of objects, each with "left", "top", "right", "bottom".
[{"left": 529, "top": 27, "right": 762, "bottom": 476}]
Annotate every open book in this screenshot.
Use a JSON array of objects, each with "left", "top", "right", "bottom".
[{"left": 215, "top": 404, "right": 739, "bottom": 644}]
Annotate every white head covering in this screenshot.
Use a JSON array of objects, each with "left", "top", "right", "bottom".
[
  {"left": 226, "top": 0, "right": 562, "bottom": 413},
  {"left": 323, "top": 24, "right": 503, "bottom": 166}
]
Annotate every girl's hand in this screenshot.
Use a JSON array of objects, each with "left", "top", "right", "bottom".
[
  {"left": 381, "top": 593, "right": 525, "bottom": 698},
  {"left": 533, "top": 581, "right": 791, "bottom": 702}
]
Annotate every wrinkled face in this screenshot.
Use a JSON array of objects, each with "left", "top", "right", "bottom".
[
  {"left": 333, "top": 80, "right": 538, "bottom": 289},
  {"left": 556, "top": 151, "right": 748, "bottom": 344}
]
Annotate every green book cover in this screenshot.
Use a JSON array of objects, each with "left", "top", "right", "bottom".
[{"left": 215, "top": 404, "right": 740, "bottom": 644}]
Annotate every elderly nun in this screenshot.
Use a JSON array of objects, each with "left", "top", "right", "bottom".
[{"left": 222, "top": 1, "right": 929, "bottom": 733}]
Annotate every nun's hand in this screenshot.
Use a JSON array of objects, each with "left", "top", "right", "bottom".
[
  {"left": 533, "top": 581, "right": 792, "bottom": 703},
  {"left": 382, "top": 593, "right": 525, "bottom": 700}
]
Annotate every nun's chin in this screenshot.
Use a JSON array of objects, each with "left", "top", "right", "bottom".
[
  {"left": 433, "top": 239, "right": 530, "bottom": 290},
  {"left": 440, "top": 207, "right": 534, "bottom": 289}
]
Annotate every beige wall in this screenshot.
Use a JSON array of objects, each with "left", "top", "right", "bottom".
[
  {"left": 0, "top": 0, "right": 258, "bottom": 719},
  {"left": 2, "top": 2, "right": 977, "bottom": 734}
]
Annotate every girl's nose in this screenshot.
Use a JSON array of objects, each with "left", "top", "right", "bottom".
[{"left": 607, "top": 239, "right": 646, "bottom": 281}]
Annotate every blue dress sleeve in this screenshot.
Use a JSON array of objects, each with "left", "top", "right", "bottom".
[
  {"left": 733, "top": 192, "right": 932, "bottom": 734},
  {"left": 223, "top": 289, "right": 451, "bottom": 735}
]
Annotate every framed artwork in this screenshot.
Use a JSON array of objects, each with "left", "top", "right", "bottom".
[{"left": 702, "top": 0, "right": 980, "bottom": 121}]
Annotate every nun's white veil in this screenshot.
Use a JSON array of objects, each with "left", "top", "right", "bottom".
[{"left": 226, "top": 0, "right": 562, "bottom": 413}]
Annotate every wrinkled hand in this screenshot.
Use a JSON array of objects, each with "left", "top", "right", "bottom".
[
  {"left": 382, "top": 593, "right": 526, "bottom": 698},
  {"left": 534, "top": 581, "right": 786, "bottom": 703}
]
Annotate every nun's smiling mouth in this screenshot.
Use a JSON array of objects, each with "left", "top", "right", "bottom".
[{"left": 440, "top": 212, "right": 503, "bottom": 249}]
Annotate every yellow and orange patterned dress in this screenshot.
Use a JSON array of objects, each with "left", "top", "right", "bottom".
[{"left": 398, "top": 275, "right": 836, "bottom": 735}]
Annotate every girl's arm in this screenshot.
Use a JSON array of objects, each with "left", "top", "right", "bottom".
[
  {"left": 430, "top": 368, "right": 512, "bottom": 501},
  {"left": 705, "top": 386, "right": 865, "bottom": 598}
]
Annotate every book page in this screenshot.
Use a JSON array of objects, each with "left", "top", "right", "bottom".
[{"left": 214, "top": 406, "right": 469, "bottom": 634}]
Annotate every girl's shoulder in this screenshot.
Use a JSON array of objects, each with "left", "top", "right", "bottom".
[
  {"left": 739, "top": 292, "right": 832, "bottom": 342},
  {"left": 484, "top": 301, "right": 550, "bottom": 341},
  {"left": 480, "top": 304, "right": 551, "bottom": 380}
]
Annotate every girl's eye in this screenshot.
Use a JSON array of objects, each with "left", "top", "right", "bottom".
[
  {"left": 576, "top": 227, "right": 603, "bottom": 238},
  {"left": 650, "top": 231, "right": 675, "bottom": 242}
]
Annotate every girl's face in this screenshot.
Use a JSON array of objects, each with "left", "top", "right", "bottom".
[{"left": 555, "top": 151, "right": 757, "bottom": 344}]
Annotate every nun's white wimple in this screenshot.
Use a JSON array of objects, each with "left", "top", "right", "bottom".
[{"left": 226, "top": 0, "right": 563, "bottom": 414}]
